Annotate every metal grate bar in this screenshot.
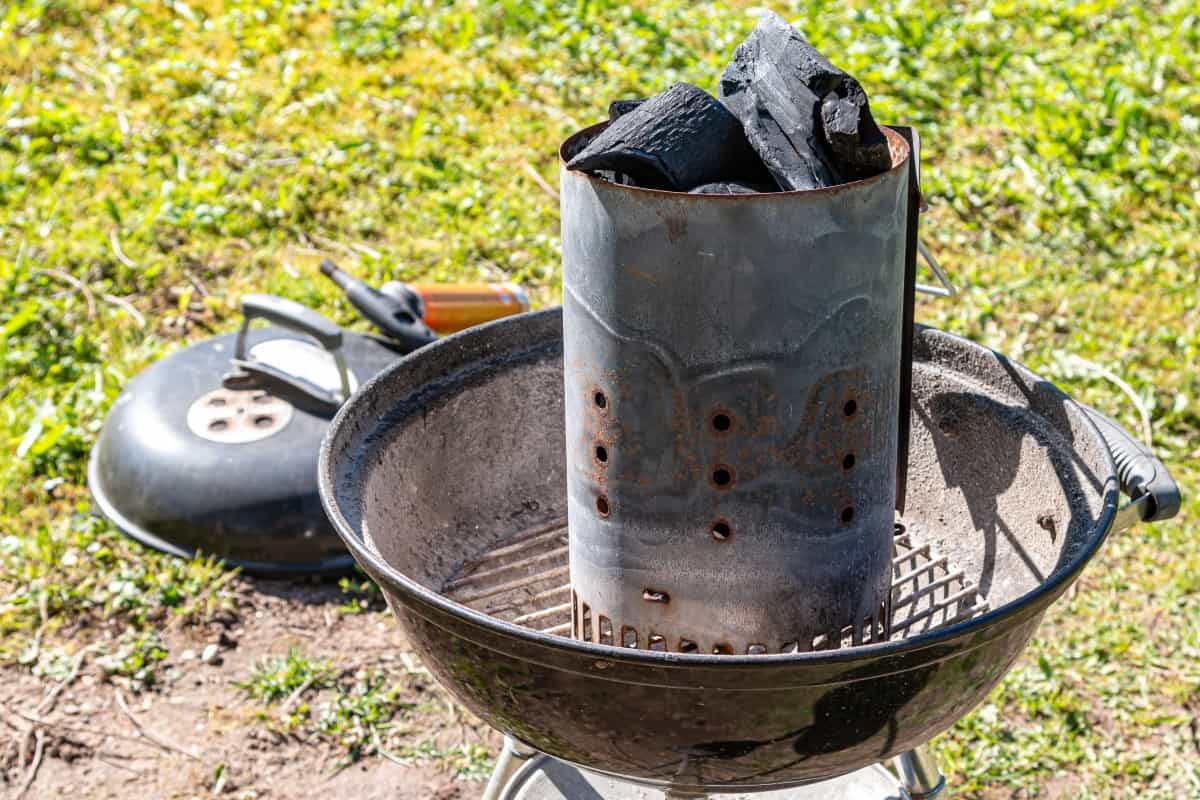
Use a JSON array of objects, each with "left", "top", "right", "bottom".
[
  {"left": 894, "top": 556, "right": 949, "bottom": 587},
  {"left": 456, "top": 523, "right": 567, "bottom": 570},
  {"left": 893, "top": 569, "right": 965, "bottom": 609},
  {"left": 513, "top": 602, "right": 574, "bottom": 626},
  {"left": 443, "top": 519, "right": 990, "bottom": 651},
  {"left": 450, "top": 565, "right": 569, "bottom": 607},
  {"left": 892, "top": 585, "right": 982, "bottom": 633},
  {"left": 893, "top": 544, "right": 931, "bottom": 566},
  {"left": 443, "top": 546, "right": 568, "bottom": 592}
]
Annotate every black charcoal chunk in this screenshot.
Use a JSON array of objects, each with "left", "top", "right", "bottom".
[
  {"left": 820, "top": 91, "right": 891, "bottom": 178},
  {"left": 718, "top": 14, "right": 839, "bottom": 190},
  {"left": 567, "top": 83, "right": 770, "bottom": 191},
  {"left": 719, "top": 12, "right": 890, "bottom": 188},
  {"left": 595, "top": 170, "right": 639, "bottom": 187},
  {"left": 608, "top": 99, "right": 645, "bottom": 120},
  {"left": 688, "top": 181, "right": 771, "bottom": 194}
]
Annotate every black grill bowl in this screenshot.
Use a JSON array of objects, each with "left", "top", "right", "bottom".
[{"left": 319, "top": 308, "right": 1121, "bottom": 792}]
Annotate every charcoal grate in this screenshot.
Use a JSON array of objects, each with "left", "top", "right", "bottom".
[{"left": 443, "top": 520, "right": 989, "bottom": 653}]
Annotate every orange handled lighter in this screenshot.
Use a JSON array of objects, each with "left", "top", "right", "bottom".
[
  {"left": 320, "top": 259, "right": 531, "bottom": 350},
  {"left": 409, "top": 282, "right": 530, "bottom": 333}
]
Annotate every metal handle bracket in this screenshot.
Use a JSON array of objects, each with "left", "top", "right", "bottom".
[{"left": 226, "top": 293, "right": 353, "bottom": 411}]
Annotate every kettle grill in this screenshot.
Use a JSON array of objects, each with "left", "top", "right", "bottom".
[{"left": 318, "top": 307, "right": 1178, "bottom": 798}]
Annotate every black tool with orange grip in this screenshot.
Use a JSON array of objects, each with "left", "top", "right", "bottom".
[{"left": 319, "top": 259, "right": 529, "bottom": 344}]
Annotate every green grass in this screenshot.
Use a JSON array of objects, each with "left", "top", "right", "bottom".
[
  {"left": 1, "top": 0, "right": 1197, "bottom": 796},
  {"left": 238, "top": 648, "right": 484, "bottom": 772},
  {"left": 240, "top": 646, "right": 335, "bottom": 707}
]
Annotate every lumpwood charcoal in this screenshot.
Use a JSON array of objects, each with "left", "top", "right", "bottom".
[
  {"left": 688, "top": 181, "right": 771, "bottom": 194},
  {"left": 608, "top": 99, "right": 645, "bottom": 120},
  {"left": 567, "top": 83, "right": 770, "bottom": 191},
  {"left": 719, "top": 12, "right": 891, "bottom": 189},
  {"left": 718, "top": 15, "right": 839, "bottom": 190},
  {"left": 819, "top": 87, "right": 890, "bottom": 179},
  {"left": 596, "top": 170, "right": 639, "bottom": 186}
]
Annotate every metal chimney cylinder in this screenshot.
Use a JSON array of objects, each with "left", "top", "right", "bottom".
[{"left": 560, "top": 124, "right": 911, "bottom": 656}]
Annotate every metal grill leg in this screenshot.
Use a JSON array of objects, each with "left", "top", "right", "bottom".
[
  {"left": 482, "top": 737, "right": 536, "bottom": 800},
  {"left": 894, "top": 746, "right": 945, "bottom": 798}
]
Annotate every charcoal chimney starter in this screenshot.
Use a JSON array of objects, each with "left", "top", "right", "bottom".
[{"left": 560, "top": 124, "right": 912, "bottom": 655}]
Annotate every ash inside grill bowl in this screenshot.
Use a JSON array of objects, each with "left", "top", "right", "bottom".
[{"left": 319, "top": 308, "right": 1116, "bottom": 791}]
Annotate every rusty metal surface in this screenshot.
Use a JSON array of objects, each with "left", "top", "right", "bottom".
[
  {"left": 560, "top": 125, "right": 912, "bottom": 654},
  {"left": 317, "top": 308, "right": 1124, "bottom": 791}
]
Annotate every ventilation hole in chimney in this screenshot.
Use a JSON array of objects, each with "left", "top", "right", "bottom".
[
  {"left": 581, "top": 604, "right": 592, "bottom": 642},
  {"left": 598, "top": 616, "right": 613, "bottom": 645},
  {"left": 840, "top": 506, "right": 855, "bottom": 524},
  {"left": 712, "top": 643, "right": 733, "bottom": 655},
  {"left": 812, "top": 633, "right": 830, "bottom": 651},
  {"left": 648, "top": 634, "right": 667, "bottom": 651},
  {"left": 209, "top": 419, "right": 229, "bottom": 431},
  {"left": 843, "top": 399, "right": 858, "bottom": 417},
  {"left": 596, "top": 495, "right": 610, "bottom": 517},
  {"left": 711, "top": 411, "right": 733, "bottom": 433},
  {"left": 894, "top": 522, "right": 906, "bottom": 536},
  {"left": 781, "top": 641, "right": 800, "bottom": 654},
  {"left": 746, "top": 644, "right": 767, "bottom": 655},
  {"left": 621, "top": 627, "right": 638, "bottom": 648},
  {"left": 642, "top": 589, "right": 669, "bottom": 604},
  {"left": 710, "top": 520, "right": 732, "bottom": 541},
  {"left": 594, "top": 444, "right": 608, "bottom": 464},
  {"left": 678, "top": 640, "right": 699, "bottom": 654},
  {"left": 254, "top": 415, "right": 274, "bottom": 428},
  {"left": 842, "top": 453, "right": 856, "bottom": 470},
  {"left": 593, "top": 390, "right": 607, "bottom": 410},
  {"left": 710, "top": 465, "right": 734, "bottom": 489}
]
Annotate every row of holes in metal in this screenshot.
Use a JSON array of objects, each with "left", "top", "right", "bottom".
[
  {"left": 572, "top": 591, "right": 888, "bottom": 654},
  {"left": 590, "top": 391, "right": 862, "bottom": 532}
]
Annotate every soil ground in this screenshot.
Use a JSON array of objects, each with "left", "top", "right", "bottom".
[{"left": 0, "top": 579, "right": 496, "bottom": 800}]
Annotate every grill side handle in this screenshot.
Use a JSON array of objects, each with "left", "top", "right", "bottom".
[{"left": 1082, "top": 405, "right": 1181, "bottom": 522}]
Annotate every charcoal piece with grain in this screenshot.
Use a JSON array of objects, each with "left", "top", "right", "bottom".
[
  {"left": 820, "top": 90, "right": 891, "bottom": 179},
  {"left": 595, "top": 170, "right": 639, "bottom": 187},
  {"left": 567, "top": 83, "right": 772, "bottom": 191},
  {"left": 608, "top": 99, "right": 645, "bottom": 120},
  {"left": 719, "top": 12, "right": 891, "bottom": 188},
  {"left": 688, "top": 181, "right": 772, "bottom": 194}
]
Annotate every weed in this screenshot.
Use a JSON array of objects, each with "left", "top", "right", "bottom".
[
  {"left": 338, "top": 570, "right": 385, "bottom": 615},
  {"left": 240, "top": 646, "right": 334, "bottom": 705},
  {"left": 96, "top": 629, "right": 171, "bottom": 691}
]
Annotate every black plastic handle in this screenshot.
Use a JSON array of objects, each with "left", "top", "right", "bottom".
[
  {"left": 224, "top": 294, "right": 352, "bottom": 416},
  {"left": 224, "top": 359, "right": 342, "bottom": 417},
  {"left": 318, "top": 259, "right": 437, "bottom": 353},
  {"left": 237, "top": 293, "right": 343, "bottom": 354},
  {"left": 1082, "top": 404, "right": 1181, "bottom": 522}
]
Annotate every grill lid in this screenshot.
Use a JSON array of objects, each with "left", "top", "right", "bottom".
[{"left": 89, "top": 326, "right": 399, "bottom": 574}]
